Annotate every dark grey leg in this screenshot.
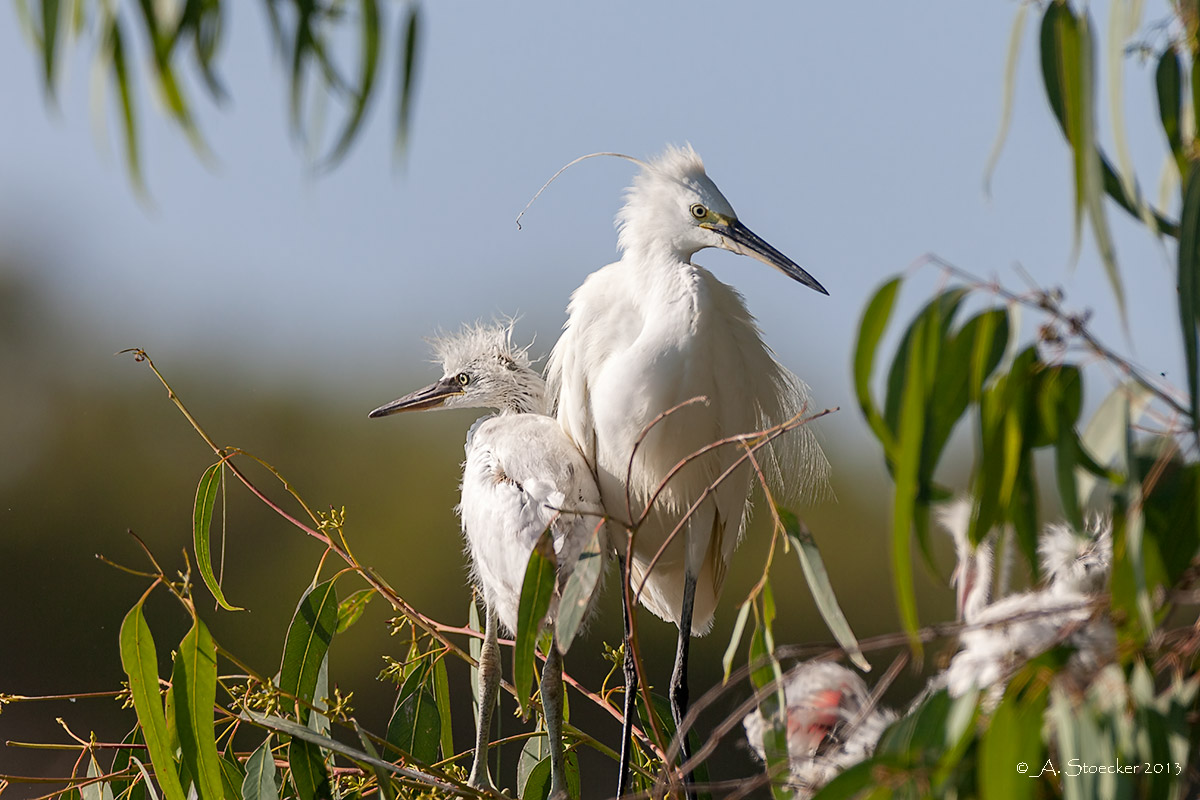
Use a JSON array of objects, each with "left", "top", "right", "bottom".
[
  {"left": 669, "top": 570, "right": 697, "bottom": 798},
  {"left": 616, "top": 554, "right": 637, "bottom": 797}
]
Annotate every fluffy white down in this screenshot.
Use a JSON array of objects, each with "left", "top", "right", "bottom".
[
  {"left": 459, "top": 413, "right": 605, "bottom": 635},
  {"left": 743, "top": 662, "right": 896, "bottom": 799}
]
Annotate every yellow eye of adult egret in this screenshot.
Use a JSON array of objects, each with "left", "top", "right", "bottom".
[
  {"left": 690, "top": 203, "right": 707, "bottom": 219},
  {"left": 457, "top": 372, "right": 471, "bottom": 386}
]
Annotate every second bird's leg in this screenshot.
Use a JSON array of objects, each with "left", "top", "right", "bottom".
[
  {"left": 669, "top": 570, "right": 697, "bottom": 798},
  {"left": 468, "top": 606, "right": 500, "bottom": 792},
  {"left": 616, "top": 554, "right": 638, "bottom": 798},
  {"left": 542, "top": 640, "right": 569, "bottom": 800}
]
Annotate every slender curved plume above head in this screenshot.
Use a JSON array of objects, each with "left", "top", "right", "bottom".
[{"left": 515, "top": 151, "right": 649, "bottom": 230}]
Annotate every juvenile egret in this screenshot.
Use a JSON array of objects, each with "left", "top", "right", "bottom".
[
  {"left": 743, "top": 661, "right": 896, "bottom": 798},
  {"left": 935, "top": 505, "right": 1115, "bottom": 702},
  {"left": 544, "top": 144, "right": 830, "bottom": 789},
  {"left": 369, "top": 322, "right": 606, "bottom": 799}
]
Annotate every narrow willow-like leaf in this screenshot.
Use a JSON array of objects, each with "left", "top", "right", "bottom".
[
  {"left": 40, "top": 0, "right": 61, "bottom": 95},
  {"left": 307, "top": 653, "right": 330, "bottom": 736},
  {"left": 983, "top": 3, "right": 1028, "bottom": 195},
  {"left": 394, "top": 4, "right": 421, "bottom": 156},
  {"left": 386, "top": 663, "right": 440, "bottom": 765},
  {"left": 335, "top": 588, "right": 373, "bottom": 634},
  {"left": 288, "top": 738, "right": 331, "bottom": 800},
  {"left": 241, "top": 737, "right": 279, "bottom": 800},
  {"left": 119, "top": 602, "right": 186, "bottom": 800},
  {"left": 279, "top": 579, "right": 338, "bottom": 724},
  {"left": 129, "top": 757, "right": 161, "bottom": 800},
  {"left": 519, "top": 751, "right": 580, "bottom": 800},
  {"left": 517, "top": 734, "right": 548, "bottom": 799},
  {"left": 110, "top": 728, "right": 146, "bottom": 800},
  {"left": 980, "top": 687, "right": 1047, "bottom": 800},
  {"left": 778, "top": 509, "right": 868, "bottom": 671},
  {"left": 721, "top": 599, "right": 751, "bottom": 683},
  {"left": 468, "top": 598, "right": 482, "bottom": 716},
  {"left": 853, "top": 277, "right": 902, "bottom": 455},
  {"left": 1107, "top": 0, "right": 1151, "bottom": 232},
  {"left": 1179, "top": 166, "right": 1200, "bottom": 431},
  {"left": 193, "top": 463, "right": 242, "bottom": 611},
  {"left": 106, "top": 17, "right": 144, "bottom": 193},
  {"left": 514, "top": 528, "right": 556, "bottom": 718},
  {"left": 323, "top": 0, "right": 380, "bottom": 166},
  {"left": 353, "top": 721, "right": 396, "bottom": 800},
  {"left": 555, "top": 522, "right": 603, "bottom": 654},
  {"left": 892, "top": 312, "right": 931, "bottom": 651},
  {"left": 1039, "top": 4, "right": 1178, "bottom": 237},
  {"left": 430, "top": 656, "right": 454, "bottom": 761},
  {"left": 170, "top": 618, "right": 223, "bottom": 800},
  {"left": 747, "top": 604, "right": 788, "bottom": 800},
  {"left": 244, "top": 711, "right": 450, "bottom": 789},
  {"left": 1123, "top": 404, "right": 1155, "bottom": 635},
  {"left": 1157, "top": 48, "right": 1186, "bottom": 180},
  {"left": 82, "top": 756, "right": 116, "bottom": 800},
  {"left": 217, "top": 753, "right": 244, "bottom": 800}
]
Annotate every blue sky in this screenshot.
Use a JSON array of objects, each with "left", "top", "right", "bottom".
[{"left": 0, "top": 1, "right": 1184, "bottom": 448}]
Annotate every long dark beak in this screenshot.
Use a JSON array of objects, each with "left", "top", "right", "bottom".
[
  {"left": 368, "top": 376, "right": 462, "bottom": 418},
  {"left": 713, "top": 219, "right": 829, "bottom": 296}
]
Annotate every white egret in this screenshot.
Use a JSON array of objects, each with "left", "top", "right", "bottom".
[
  {"left": 543, "top": 144, "right": 830, "bottom": 792},
  {"left": 369, "top": 322, "right": 606, "bottom": 800},
  {"left": 743, "top": 661, "right": 896, "bottom": 799},
  {"left": 935, "top": 503, "right": 1115, "bottom": 703}
]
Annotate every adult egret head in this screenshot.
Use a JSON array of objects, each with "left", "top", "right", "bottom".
[
  {"left": 368, "top": 323, "right": 545, "bottom": 418},
  {"left": 616, "top": 144, "right": 828, "bottom": 295}
]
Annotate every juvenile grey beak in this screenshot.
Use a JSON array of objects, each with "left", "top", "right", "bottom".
[
  {"left": 715, "top": 219, "right": 829, "bottom": 296},
  {"left": 369, "top": 376, "right": 462, "bottom": 418}
]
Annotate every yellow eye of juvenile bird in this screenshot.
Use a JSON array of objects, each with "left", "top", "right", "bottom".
[
  {"left": 690, "top": 203, "right": 707, "bottom": 219},
  {"left": 456, "top": 372, "right": 470, "bottom": 386}
]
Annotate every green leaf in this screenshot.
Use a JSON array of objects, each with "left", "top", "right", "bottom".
[
  {"left": 40, "top": 0, "right": 61, "bottom": 95},
  {"left": 747, "top": 596, "right": 788, "bottom": 800},
  {"left": 1076, "top": 381, "right": 1149, "bottom": 506},
  {"left": 279, "top": 579, "right": 338, "bottom": 724},
  {"left": 386, "top": 662, "right": 440, "bottom": 765},
  {"left": 721, "top": 599, "right": 751, "bottom": 683},
  {"left": 983, "top": 3, "right": 1029, "bottom": 195},
  {"left": 353, "top": 721, "right": 396, "bottom": 800},
  {"left": 468, "top": 598, "right": 483, "bottom": 717},
  {"left": 170, "top": 618, "right": 224, "bottom": 800},
  {"left": 1156, "top": 47, "right": 1187, "bottom": 180},
  {"left": 979, "top": 686, "right": 1048, "bottom": 800},
  {"left": 1179, "top": 165, "right": 1200, "bottom": 431},
  {"left": 519, "top": 751, "right": 580, "bottom": 800},
  {"left": 778, "top": 509, "right": 868, "bottom": 671},
  {"left": 110, "top": 728, "right": 147, "bottom": 800},
  {"left": 514, "top": 528, "right": 556, "bottom": 718},
  {"left": 335, "top": 588, "right": 373, "bottom": 634},
  {"left": 119, "top": 601, "right": 186, "bottom": 800},
  {"left": 1039, "top": 3, "right": 1178, "bottom": 238},
  {"left": 323, "top": 0, "right": 381, "bottom": 167},
  {"left": 193, "top": 463, "right": 242, "bottom": 611},
  {"left": 517, "top": 734, "right": 549, "bottom": 799},
  {"left": 105, "top": 16, "right": 144, "bottom": 194},
  {"left": 241, "top": 737, "right": 279, "bottom": 800},
  {"left": 430, "top": 656, "right": 454, "bottom": 762},
  {"left": 892, "top": 309, "right": 932, "bottom": 650},
  {"left": 83, "top": 755, "right": 116, "bottom": 800},
  {"left": 853, "top": 276, "right": 902, "bottom": 454},
  {"left": 1040, "top": 2, "right": 1126, "bottom": 322},
  {"left": 394, "top": 4, "right": 421, "bottom": 156},
  {"left": 555, "top": 521, "right": 604, "bottom": 654},
  {"left": 287, "top": 738, "right": 332, "bottom": 800},
  {"left": 217, "top": 752, "right": 244, "bottom": 800}
]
